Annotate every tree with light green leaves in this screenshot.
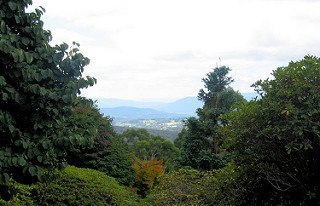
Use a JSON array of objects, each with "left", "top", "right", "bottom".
[
  {"left": 0, "top": 0, "right": 96, "bottom": 188},
  {"left": 178, "top": 66, "right": 246, "bottom": 170}
]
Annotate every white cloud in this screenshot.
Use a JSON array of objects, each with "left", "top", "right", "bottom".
[{"left": 29, "top": 0, "right": 320, "bottom": 100}]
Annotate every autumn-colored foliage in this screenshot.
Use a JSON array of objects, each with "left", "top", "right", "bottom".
[{"left": 131, "top": 155, "right": 164, "bottom": 197}]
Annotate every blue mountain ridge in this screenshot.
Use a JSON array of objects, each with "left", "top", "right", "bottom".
[{"left": 95, "top": 93, "right": 258, "bottom": 120}]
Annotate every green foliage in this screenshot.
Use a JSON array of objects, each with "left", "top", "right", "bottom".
[
  {"left": 178, "top": 116, "right": 227, "bottom": 170},
  {"left": 221, "top": 55, "right": 320, "bottom": 205},
  {"left": 174, "top": 128, "right": 186, "bottom": 149},
  {"left": 0, "top": 0, "right": 96, "bottom": 185},
  {"left": 59, "top": 98, "right": 135, "bottom": 186},
  {"left": 122, "top": 128, "right": 180, "bottom": 173},
  {"left": 146, "top": 168, "right": 221, "bottom": 205},
  {"left": 93, "top": 134, "right": 136, "bottom": 186},
  {"left": 34, "top": 166, "right": 141, "bottom": 205},
  {"left": 145, "top": 163, "right": 242, "bottom": 206},
  {"left": 62, "top": 98, "right": 112, "bottom": 168},
  {"left": 198, "top": 66, "right": 234, "bottom": 109},
  {"left": 121, "top": 128, "right": 151, "bottom": 144},
  {"left": 178, "top": 66, "right": 242, "bottom": 170},
  {"left": 0, "top": 179, "right": 36, "bottom": 205},
  {"left": 0, "top": 166, "right": 141, "bottom": 205}
]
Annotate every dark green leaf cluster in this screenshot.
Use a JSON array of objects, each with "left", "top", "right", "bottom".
[
  {"left": 0, "top": 0, "right": 96, "bottom": 185},
  {"left": 91, "top": 135, "right": 136, "bottom": 186},
  {"left": 58, "top": 98, "right": 135, "bottom": 186},
  {"left": 221, "top": 55, "right": 320, "bottom": 205}
]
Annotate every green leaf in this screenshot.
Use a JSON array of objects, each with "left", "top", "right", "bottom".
[
  {"left": 33, "top": 148, "right": 40, "bottom": 156},
  {"left": 14, "top": 140, "right": 22, "bottom": 146},
  {"left": 69, "top": 136, "right": 78, "bottom": 145},
  {"left": 18, "top": 157, "right": 27, "bottom": 166},
  {"left": 0, "top": 151, "right": 4, "bottom": 159},
  {"left": 53, "top": 108, "right": 58, "bottom": 115},
  {"left": 8, "top": 2, "right": 17, "bottom": 11},
  {"left": 39, "top": 87, "right": 47, "bottom": 96},
  {"left": 62, "top": 95, "right": 69, "bottom": 103},
  {"left": 42, "top": 141, "right": 49, "bottom": 149},
  {"left": 12, "top": 157, "right": 18, "bottom": 166},
  {"left": 25, "top": 26, "right": 31, "bottom": 33},
  {"left": 12, "top": 51, "right": 19, "bottom": 62},
  {"left": 30, "top": 84, "right": 38, "bottom": 94},
  {"left": 27, "top": 149, "right": 34, "bottom": 159},
  {"left": 37, "top": 156, "right": 43, "bottom": 162},
  {"left": 21, "top": 37, "right": 30, "bottom": 46},
  {"left": 2, "top": 92, "right": 8, "bottom": 101},
  {"left": 25, "top": 52, "right": 33, "bottom": 64},
  {"left": 29, "top": 166, "right": 37, "bottom": 176},
  {"left": 1, "top": 20, "right": 5, "bottom": 33},
  {"left": 4, "top": 148, "right": 12, "bottom": 156},
  {"left": 8, "top": 124, "right": 15, "bottom": 133},
  {"left": 37, "top": 168, "right": 44, "bottom": 182},
  {"left": 40, "top": 70, "right": 48, "bottom": 78},
  {"left": 22, "top": 141, "right": 29, "bottom": 149},
  {"left": 14, "top": 15, "right": 20, "bottom": 23},
  {"left": 0, "top": 76, "right": 6, "bottom": 86},
  {"left": 34, "top": 73, "right": 40, "bottom": 81},
  {"left": 4, "top": 173, "right": 10, "bottom": 184}
]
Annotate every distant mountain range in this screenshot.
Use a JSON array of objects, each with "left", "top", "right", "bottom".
[
  {"left": 100, "top": 106, "right": 188, "bottom": 120},
  {"left": 94, "top": 92, "right": 258, "bottom": 121}
]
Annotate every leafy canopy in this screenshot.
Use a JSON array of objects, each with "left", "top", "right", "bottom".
[
  {"left": 0, "top": 0, "right": 96, "bottom": 184},
  {"left": 221, "top": 55, "right": 320, "bottom": 205}
]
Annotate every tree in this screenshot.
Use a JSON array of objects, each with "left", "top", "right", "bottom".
[
  {"left": 61, "top": 98, "right": 113, "bottom": 169},
  {"left": 97, "top": 135, "right": 136, "bottom": 186},
  {"left": 131, "top": 155, "right": 164, "bottom": 197},
  {"left": 178, "top": 66, "right": 244, "bottom": 170},
  {"left": 0, "top": 0, "right": 96, "bottom": 186},
  {"left": 198, "top": 65, "right": 234, "bottom": 109},
  {"left": 122, "top": 128, "right": 180, "bottom": 173},
  {"left": 59, "top": 98, "right": 135, "bottom": 186},
  {"left": 121, "top": 128, "right": 151, "bottom": 145},
  {"left": 222, "top": 55, "right": 320, "bottom": 205},
  {"left": 174, "top": 128, "right": 186, "bottom": 149}
]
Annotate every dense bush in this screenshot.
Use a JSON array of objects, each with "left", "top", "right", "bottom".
[
  {"left": 1, "top": 166, "right": 141, "bottom": 205},
  {"left": 95, "top": 135, "right": 136, "bottom": 186},
  {"left": 146, "top": 168, "right": 218, "bottom": 205},
  {"left": 62, "top": 99, "right": 135, "bottom": 186}
]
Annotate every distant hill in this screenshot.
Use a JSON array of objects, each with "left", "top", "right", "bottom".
[
  {"left": 95, "top": 97, "right": 202, "bottom": 115},
  {"left": 96, "top": 93, "right": 257, "bottom": 121},
  {"left": 153, "top": 97, "right": 203, "bottom": 115},
  {"left": 100, "top": 106, "right": 189, "bottom": 121},
  {"left": 94, "top": 98, "right": 162, "bottom": 109}
]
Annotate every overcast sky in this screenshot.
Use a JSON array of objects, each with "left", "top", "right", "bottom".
[{"left": 30, "top": 0, "right": 320, "bottom": 101}]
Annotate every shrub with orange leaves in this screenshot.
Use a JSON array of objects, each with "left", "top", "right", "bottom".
[{"left": 131, "top": 154, "right": 164, "bottom": 197}]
